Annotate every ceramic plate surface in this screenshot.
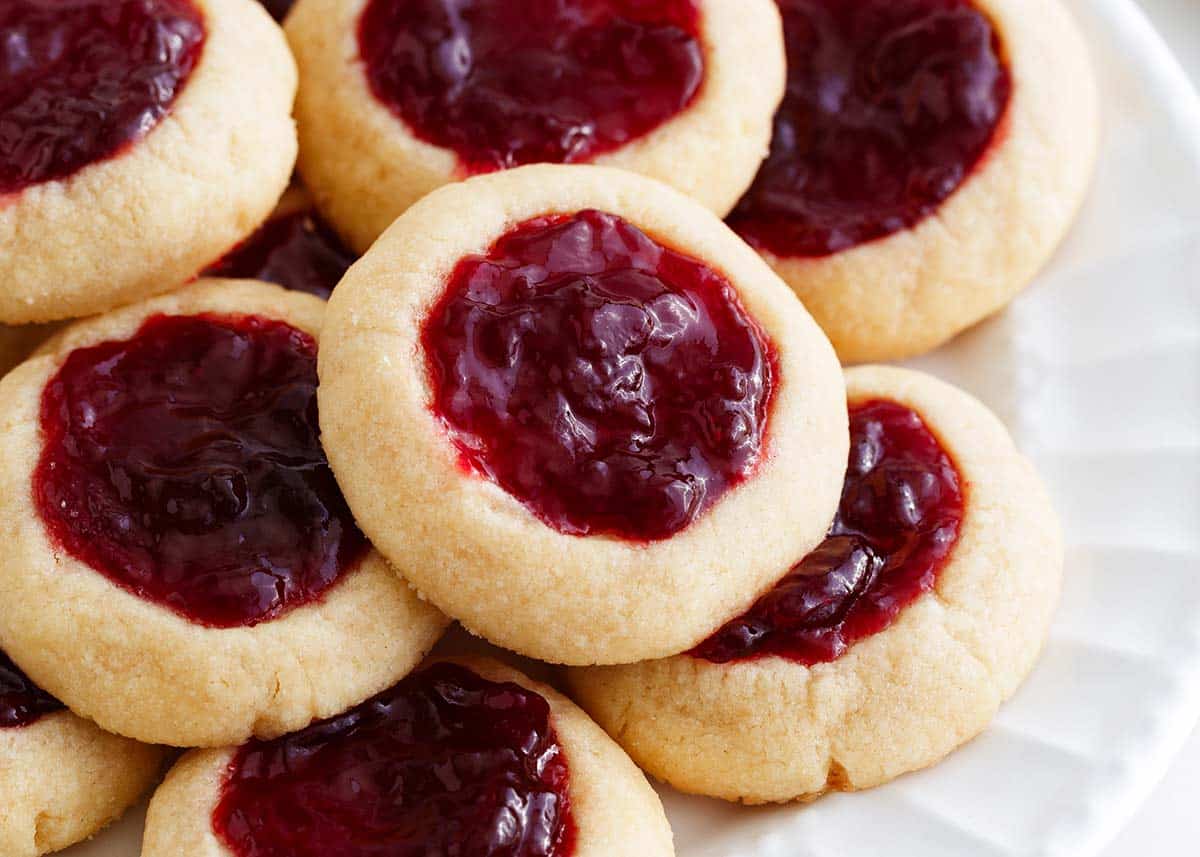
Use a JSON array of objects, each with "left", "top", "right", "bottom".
[{"left": 68, "top": 0, "right": 1200, "bottom": 854}]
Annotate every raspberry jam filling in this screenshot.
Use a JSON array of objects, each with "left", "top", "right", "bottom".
[
  {"left": 727, "top": 0, "right": 1011, "bottom": 258},
  {"left": 0, "top": 0, "right": 205, "bottom": 197},
  {"left": 34, "top": 314, "right": 366, "bottom": 629},
  {"left": 692, "top": 399, "right": 963, "bottom": 665},
  {"left": 422, "top": 209, "right": 776, "bottom": 542},
  {"left": 206, "top": 209, "right": 356, "bottom": 300},
  {"left": 213, "top": 662, "right": 577, "bottom": 857},
  {"left": 0, "top": 649, "right": 63, "bottom": 729},
  {"left": 358, "top": 0, "right": 703, "bottom": 173}
]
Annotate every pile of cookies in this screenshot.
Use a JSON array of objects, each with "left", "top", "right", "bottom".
[{"left": 0, "top": 0, "right": 1097, "bottom": 854}]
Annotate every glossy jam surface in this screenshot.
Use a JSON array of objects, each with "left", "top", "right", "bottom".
[
  {"left": 213, "top": 662, "right": 577, "bottom": 857},
  {"left": 692, "top": 399, "right": 963, "bottom": 665},
  {"left": 358, "top": 0, "right": 703, "bottom": 173},
  {"left": 34, "top": 314, "right": 366, "bottom": 628},
  {"left": 206, "top": 209, "right": 357, "bottom": 300},
  {"left": 0, "top": 649, "right": 63, "bottom": 729},
  {"left": 0, "top": 0, "right": 205, "bottom": 196},
  {"left": 727, "top": 0, "right": 1010, "bottom": 258},
  {"left": 422, "top": 209, "right": 776, "bottom": 542}
]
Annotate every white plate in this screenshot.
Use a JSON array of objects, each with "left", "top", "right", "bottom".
[{"left": 69, "top": 0, "right": 1200, "bottom": 854}]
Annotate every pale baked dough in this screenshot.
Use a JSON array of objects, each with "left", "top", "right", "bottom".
[
  {"left": 0, "top": 0, "right": 297, "bottom": 324},
  {"left": 286, "top": 0, "right": 785, "bottom": 252},
  {"left": 759, "top": 0, "right": 1098, "bottom": 364},
  {"left": 0, "top": 709, "right": 164, "bottom": 857},
  {"left": 567, "top": 366, "right": 1064, "bottom": 804},
  {"left": 142, "top": 656, "right": 674, "bottom": 857},
  {"left": 318, "top": 165, "right": 847, "bottom": 666},
  {"left": 0, "top": 281, "right": 448, "bottom": 747}
]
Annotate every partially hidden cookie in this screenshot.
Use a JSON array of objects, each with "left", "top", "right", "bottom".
[
  {"left": 0, "top": 649, "right": 165, "bottom": 857},
  {"left": 318, "top": 165, "right": 848, "bottom": 666},
  {"left": 142, "top": 656, "right": 674, "bottom": 857},
  {"left": 568, "top": 366, "right": 1063, "bottom": 804},
  {"left": 0, "top": 0, "right": 297, "bottom": 324},
  {"left": 726, "top": 0, "right": 1098, "bottom": 363},
  {"left": 0, "top": 280, "right": 448, "bottom": 747},
  {"left": 286, "top": 0, "right": 786, "bottom": 251},
  {"left": 205, "top": 184, "right": 357, "bottom": 300}
]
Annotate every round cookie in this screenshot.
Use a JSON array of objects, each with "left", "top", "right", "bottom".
[
  {"left": 726, "top": 0, "right": 1098, "bottom": 363},
  {"left": 318, "top": 164, "right": 848, "bottom": 666},
  {"left": 567, "top": 366, "right": 1064, "bottom": 804},
  {"left": 0, "top": 280, "right": 448, "bottom": 748},
  {"left": 286, "top": 0, "right": 785, "bottom": 251},
  {"left": 205, "top": 184, "right": 358, "bottom": 300},
  {"left": 0, "top": 0, "right": 297, "bottom": 324},
  {"left": 142, "top": 656, "right": 674, "bottom": 857},
  {"left": 1, "top": 649, "right": 165, "bottom": 857}
]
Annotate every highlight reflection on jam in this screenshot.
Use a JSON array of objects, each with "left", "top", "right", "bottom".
[
  {"left": 0, "top": 649, "right": 63, "bottom": 729},
  {"left": 727, "top": 0, "right": 1010, "bottom": 258},
  {"left": 206, "top": 209, "right": 356, "bottom": 300},
  {"left": 358, "top": 0, "right": 703, "bottom": 173},
  {"left": 422, "top": 210, "right": 776, "bottom": 542},
  {"left": 0, "top": 0, "right": 205, "bottom": 196},
  {"left": 213, "top": 662, "right": 577, "bottom": 857},
  {"left": 34, "top": 314, "right": 366, "bottom": 628},
  {"left": 692, "top": 400, "right": 963, "bottom": 665}
]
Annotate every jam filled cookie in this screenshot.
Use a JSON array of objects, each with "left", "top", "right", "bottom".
[
  {"left": 568, "top": 366, "right": 1063, "bottom": 803},
  {"left": 205, "top": 185, "right": 357, "bottom": 300},
  {"left": 0, "top": 281, "right": 447, "bottom": 747},
  {"left": 285, "top": 0, "right": 785, "bottom": 251},
  {"left": 726, "top": 0, "right": 1098, "bottom": 363},
  {"left": 319, "top": 165, "right": 847, "bottom": 666},
  {"left": 0, "top": 0, "right": 297, "bottom": 324},
  {"left": 1, "top": 649, "right": 164, "bottom": 857},
  {"left": 142, "top": 657, "right": 674, "bottom": 857}
]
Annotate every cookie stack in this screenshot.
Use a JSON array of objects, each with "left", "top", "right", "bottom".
[{"left": 0, "top": 0, "right": 1096, "bottom": 854}]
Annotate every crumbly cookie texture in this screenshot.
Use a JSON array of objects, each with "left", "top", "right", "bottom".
[
  {"left": 286, "top": 0, "right": 785, "bottom": 252},
  {"left": 0, "top": 0, "right": 297, "bottom": 324},
  {"left": 318, "top": 164, "right": 847, "bottom": 666},
  {"left": 763, "top": 0, "right": 1098, "bottom": 363},
  {"left": 0, "top": 280, "right": 448, "bottom": 747},
  {"left": 567, "top": 366, "right": 1064, "bottom": 804},
  {"left": 142, "top": 656, "right": 674, "bottom": 857},
  {"left": 0, "top": 711, "right": 165, "bottom": 857}
]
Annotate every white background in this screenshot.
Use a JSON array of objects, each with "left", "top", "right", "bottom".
[{"left": 1101, "top": 2, "right": 1200, "bottom": 855}]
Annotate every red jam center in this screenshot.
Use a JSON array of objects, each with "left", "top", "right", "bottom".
[
  {"left": 206, "top": 209, "right": 357, "bottom": 300},
  {"left": 692, "top": 400, "right": 963, "bottom": 665},
  {"left": 0, "top": 649, "right": 63, "bottom": 729},
  {"left": 213, "top": 662, "right": 577, "bottom": 857},
  {"left": 422, "top": 209, "right": 776, "bottom": 542},
  {"left": 0, "top": 0, "right": 205, "bottom": 197},
  {"left": 33, "top": 314, "right": 366, "bottom": 629},
  {"left": 357, "top": 0, "right": 703, "bottom": 173},
  {"left": 726, "top": 0, "right": 1011, "bottom": 258}
]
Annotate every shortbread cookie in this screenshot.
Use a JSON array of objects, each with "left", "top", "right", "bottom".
[
  {"left": 568, "top": 366, "right": 1063, "bottom": 803},
  {"left": 1, "top": 649, "right": 164, "bottom": 857},
  {"left": 0, "top": 0, "right": 297, "bottom": 324},
  {"left": 726, "top": 0, "right": 1098, "bottom": 363},
  {"left": 205, "top": 184, "right": 357, "bottom": 300},
  {"left": 286, "top": 0, "right": 785, "bottom": 251},
  {"left": 143, "top": 657, "right": 673, "bottom": 857},
  {"left": 319, "top": 165, "right": 847, "bottom": 665},
  {"left": 0, "top": 281, "right": 447, "bottom": 747}
]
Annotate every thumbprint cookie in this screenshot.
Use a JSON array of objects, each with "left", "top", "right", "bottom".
[
  {"left": 568, "top": 366, "right": 1063, "bottom": 803},
  {"left": 318, "top": 165, "right": 848, "bottom": 666},
  {"left": 0, "top": 0, "right": 297, "bottom": 324},
  {"left": 727, "top": 0, "right": 1098, "bottom": 362},
  {"left": 142, "top": 657, "right": 674, "bottom": 857},
  {"left": 0, "top": 280, "right": 447, "bottom": 747},
  {"left": 285, "top": 0, "right": 786, "bottom": 251}
]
